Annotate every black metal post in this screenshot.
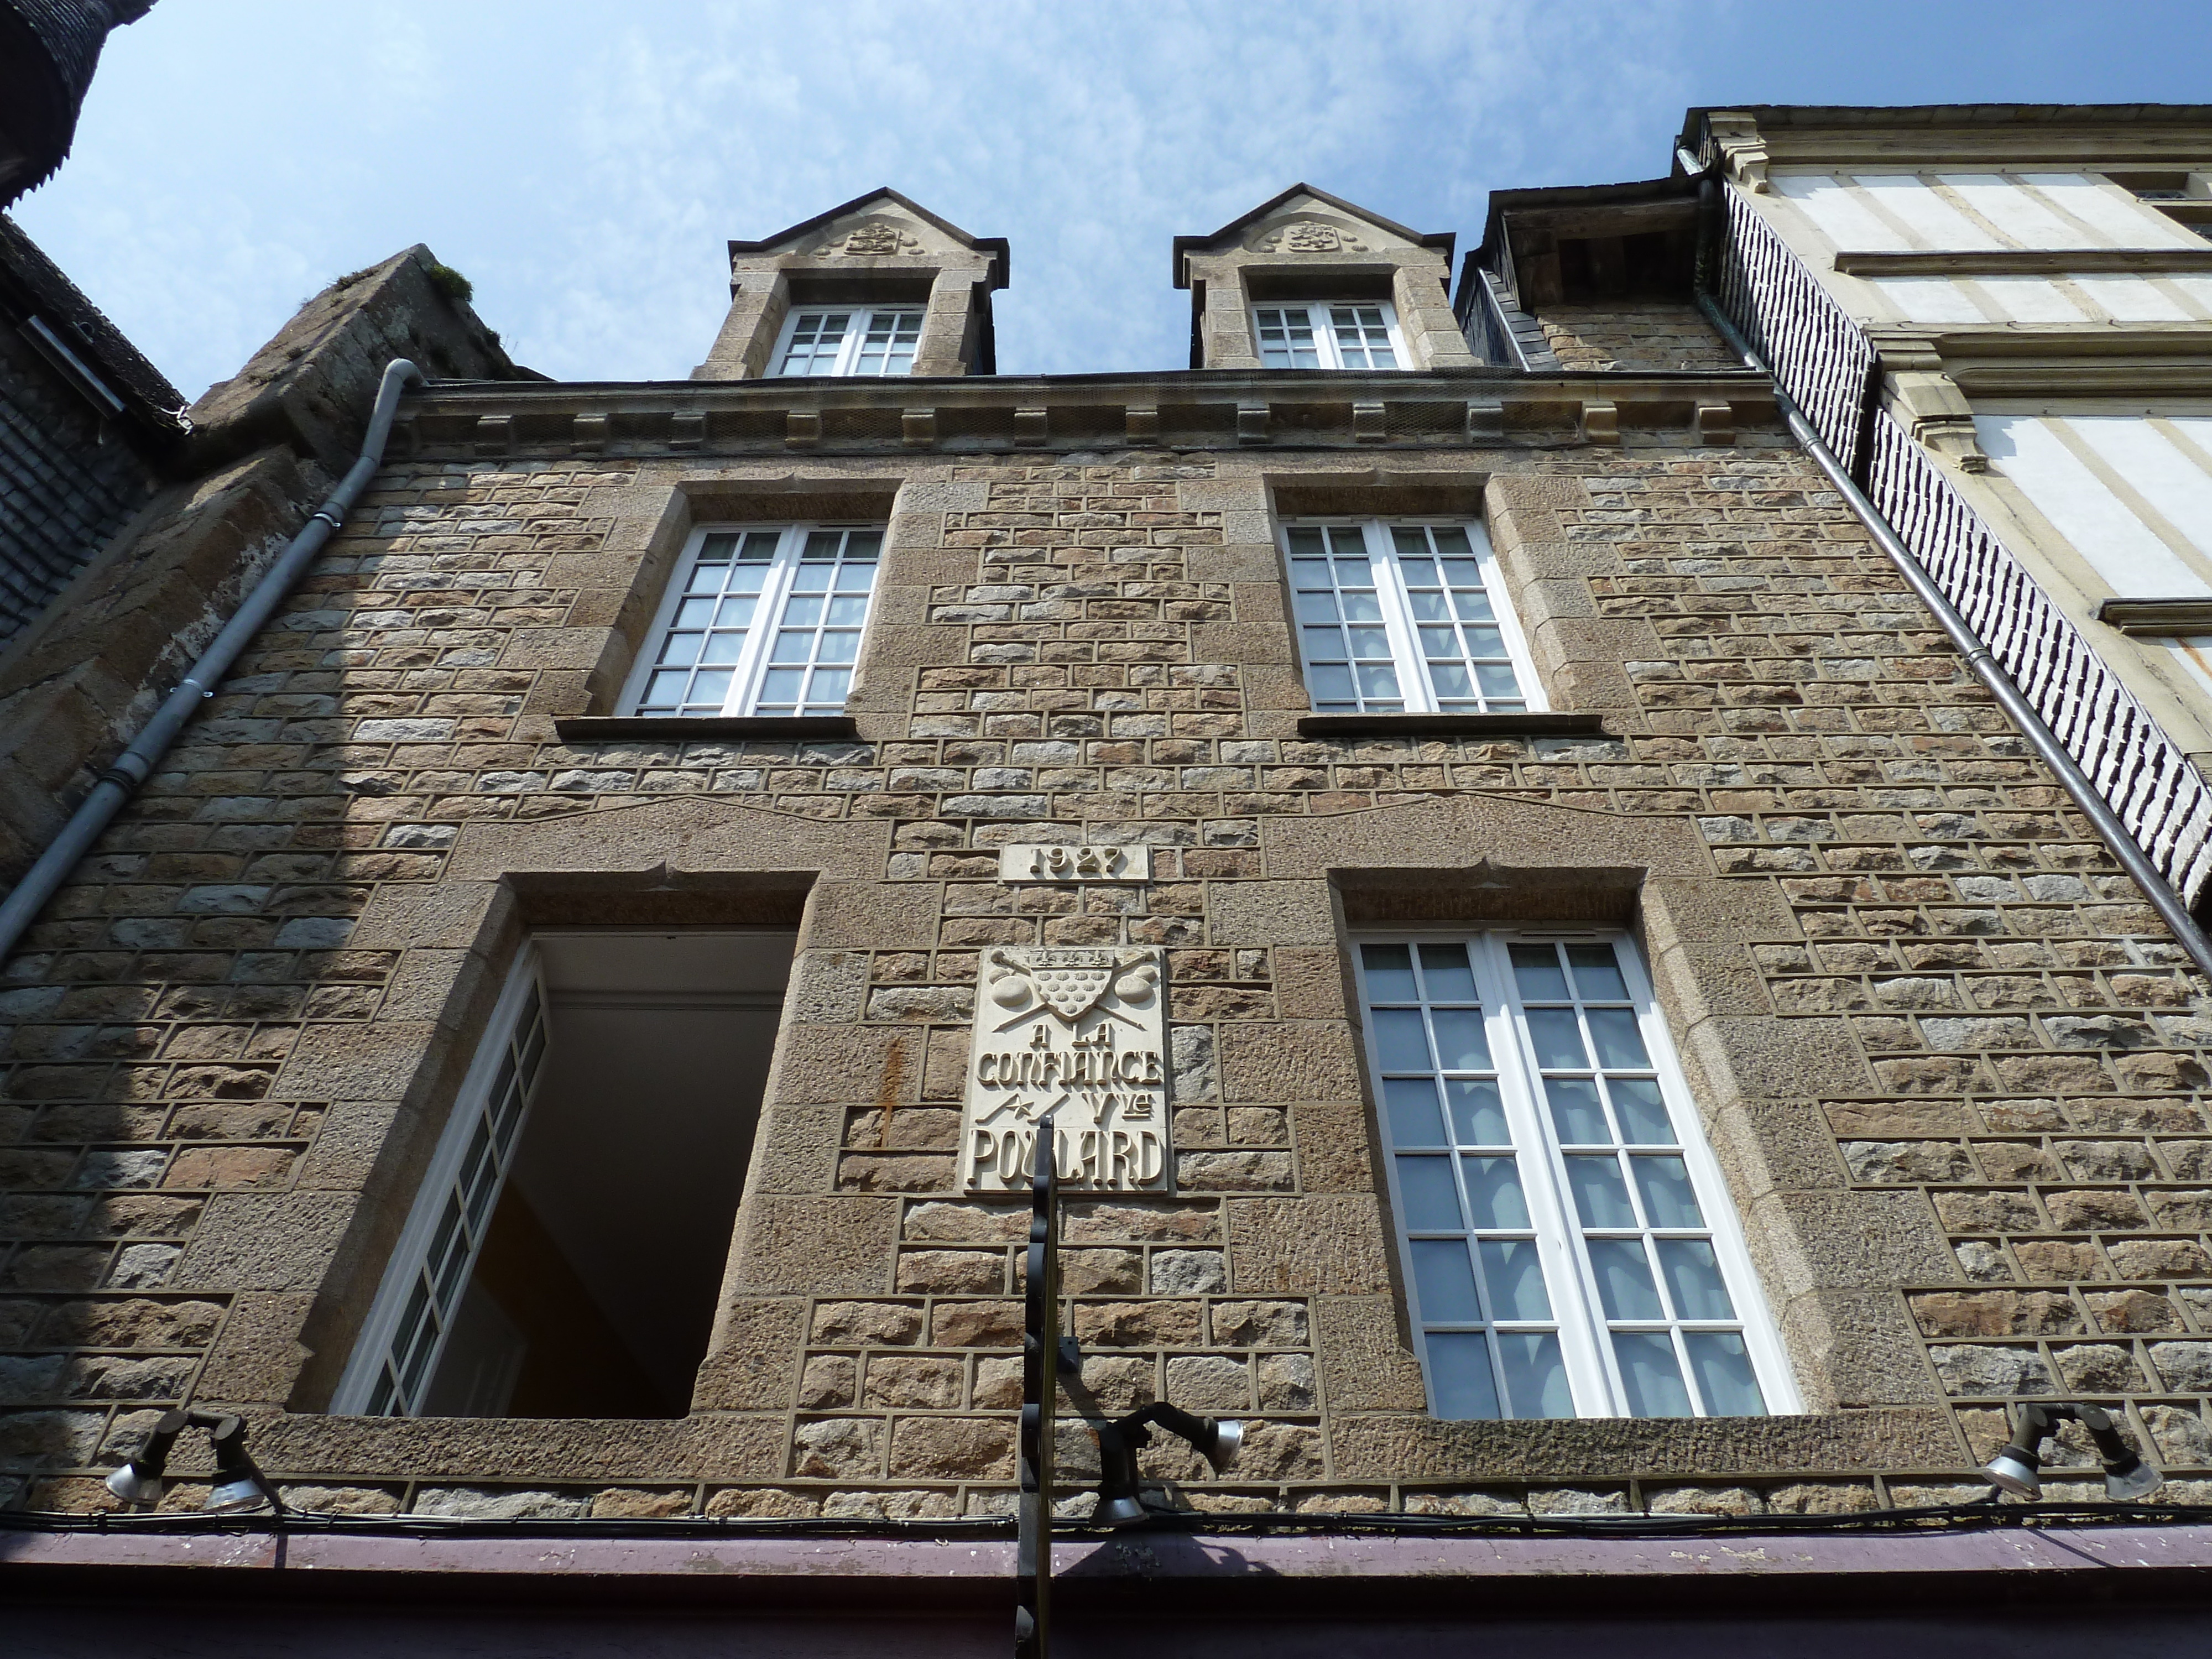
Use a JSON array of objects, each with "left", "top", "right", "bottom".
[{"left": 1015, "top": 1116, "right": 1058, "bottom": 1659}]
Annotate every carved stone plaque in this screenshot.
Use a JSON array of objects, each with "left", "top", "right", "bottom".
[
  {"left": 997, "top": 843, "right": 1150, "bottom": 883},
  {"left": 961, "top": 946, "right": 1169, "bottom": 1193}
]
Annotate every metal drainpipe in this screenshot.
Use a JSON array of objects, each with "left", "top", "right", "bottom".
[
  {"left": 0, "top": 358, "right": 425, "bottom": 964},
  {"left": 1679, "top": 196, "right": 2212, "bottom": 978}
]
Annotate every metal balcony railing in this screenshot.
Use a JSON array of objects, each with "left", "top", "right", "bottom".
[{"left": 1706, "top": 174, "right": 2212, "bottom": 909}]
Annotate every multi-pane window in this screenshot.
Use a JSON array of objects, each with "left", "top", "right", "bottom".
[
  {"left": 624, "top": 524, "right": 882, "bottom": 718},
  {"left": 1357, "top": 933, "right": 1796, "bottom": 1421},
  {"left": 1254, "top": 302, "right": 1401, "bottom": 369},
  {"left": 774, "top": 307, "right": 924, "bottom": 376},
  {"left": 336, "top": 959, "right": 547, "bottom": 1416},
  {"left": 1285, "top": 520, "right": 1541, "bottom": 714}
]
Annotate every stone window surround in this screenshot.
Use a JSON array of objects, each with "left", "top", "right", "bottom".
[
  {"left": 181, "top": 783, "right": 1964, "bottom": 1489},
  {"left": 559, "top": 467, "right": 942, "bottom": 735},
  {"left": 701, "top": 264, "right": 987, "bottom": 382},
  {"left": 1201, "top": 262, "right": 1463, "bottom": 373}
]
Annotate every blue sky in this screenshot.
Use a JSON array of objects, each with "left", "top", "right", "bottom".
[{"left": 13, "top": 0, "right": 2209, "bottom": 399}]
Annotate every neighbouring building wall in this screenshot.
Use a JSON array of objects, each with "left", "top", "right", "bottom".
[
  {"left": 0, "top": 243, "right": 521, "bottom": 888},
  {"left": 1533, "top": 303, "right": 1739, "bottom": 372},
  {"left": 4, "top": 363, "right": 2211, "bottom": 1521}
]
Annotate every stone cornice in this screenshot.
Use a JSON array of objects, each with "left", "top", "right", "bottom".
[{"left": 390, "top": 369, "right": 1774, "bottom": 458}]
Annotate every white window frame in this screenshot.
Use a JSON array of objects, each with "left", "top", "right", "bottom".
[
  {"left": 1282, "top": 518, "right": 1546, "bottom": 714},
  {"left": 1355, "top": 928, "right": 1801, "bottom": 1421},
  {"left": 1252, "top": 300, "right": 1406, "bottom": 369},
  {"left": 332, "top": 948, "right": 548, "bottom": 1416},
  {"left": 770, "top": 305, "right": 925, "bottom": 376},
  {"left": 619, "top": 522, "right": 884, "bottom": 719}
]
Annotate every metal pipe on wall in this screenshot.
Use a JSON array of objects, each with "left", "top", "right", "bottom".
[{"left": 0, "top": 357, "right": 425, "bottom": 963}]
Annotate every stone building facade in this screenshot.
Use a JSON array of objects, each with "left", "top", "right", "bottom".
[{"left": 5, "top": 158, "right": 2212, "bottom": 1645}]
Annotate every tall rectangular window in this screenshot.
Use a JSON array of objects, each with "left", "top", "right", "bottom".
[
  {"left": 1357, "top": 932, "right": 1796, "bottom": 1421},
  {"left": 334, "top": 931, "right": 800, "bottom": 1419},
  {"left": 774, "top": 307, "right": 924, "bottom": 376},
  {"left": 1285, "top": 519, "right": 1542, "bottom": 714},
  {"left": 1254, "top": 302, "right": 1401, "bottom": 369},
  {"left": 622, "top": 523, "right": 883, "bottom": 719}
]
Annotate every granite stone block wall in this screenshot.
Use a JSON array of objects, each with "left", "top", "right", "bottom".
[{"left": 3, "top": 397, "right": 2210, "bottom": 1521}]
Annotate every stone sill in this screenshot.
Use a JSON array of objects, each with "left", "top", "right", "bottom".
[
  {"left": 554, "top": 716, "right": 861, "bottom": 742},
  {"left": 1296, "top": 712, "right": 1608, "bottom": 741}
]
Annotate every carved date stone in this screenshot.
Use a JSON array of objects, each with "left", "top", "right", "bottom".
[
  {"left": 961, "top": 947, "right": 1170, "bottom": 1193},
  {"left": 998, "top": 843, "right": 1150, "bottom": 883}
]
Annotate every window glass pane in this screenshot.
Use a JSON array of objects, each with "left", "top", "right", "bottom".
[
  {"left": 1657, "top": 1240, "right": 1736, "bottom": 1321},
  {"left": 1425, "top": 1332, "right": 1501, "bottom": 1420},
  {"left": 1588, "top": 1238, "right": 1665, "bottom": 1320},
  {"left": 688, "top": 668, "right": 734, "bottom": 707},
  {"left": 1608, "top": 1078, "right": 1675, "bottom": 1145},
  {"left": 1372, "top": 1007, "right": 1431, "bottom": 1071},
  {"left": 1544, "top": 1076, "right": 1609, "bottom": 1144},
  {"left": 1428, "top": 1009, "right": 1491, "bottom": 1071},
  {"left": 1355, "top": 663, "right": 1401, "bottom": 700},
  {"left": 1361, "top": 943, "right": 1416, "bottom": 999},
  {"left": 1479, "top": 1239, "right": 1552, "bottom": 1320},
  {"left": 1395, "top": 1156, "right": 1463, "bottom": 1230},
  {"left": 1524, "top": 1008, "right": 1587, "bottom": 1069},
  {"left": 1461, "top": 1156, "right": 1529, "bottom": 1228},
  {"left": 1410, "top": 1238, "right": 1482, "bottom": 1321},
  {"left": 1496, "top": 1332, "right": 1575, "bottom": 1418},
  {"left": 1385, "top": 1077, "right": 1446, "bottom": 1145},
  {"left": 759, "top": 666, "right": 804, "bottom": 705},
  {"left": 1631, "top": 1155, "right": 1704, "bottom": 1229},
  {"left": 1417, "top": 943, "right": 1477, "bottom": 1001},
  {"left": 1509, "top": 943, "right": 1571, "bottom": 1000},
  {"left": 807, "top": 667, "right": 852, "bottom": 703},
  {"left": 1686, "top": 1333, "right": 1767, "bottom": 1416},
  {"left": 1286, "top": 527, "right": 1326, "bottom": 556},
  {"left": 1585, "top": 1009, "right": 1650, "bottom": 1069},
  {"left": 1566, "top": 1155, "right": 1636, "bottom": 1228},
  {"left": 1444, "top": 1078, "right": 1507, "bottom": 1145},
  {"left": 1614, "top": 1332, "right": 1693, "bottom": 1417},
  {"left": 1565, "top": 943, "right": 1630, "bottom": 1000},
  {"left": 779, "top": 310, "right": 852, "bottom": 374}
]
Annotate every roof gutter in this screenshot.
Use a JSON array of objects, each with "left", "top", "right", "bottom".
[
  {"left": 0, "top": 357, "right": 424, "bottom": 964},
  {"left": 1683, "top": 164, "right": 2212, "bottom": 979}
]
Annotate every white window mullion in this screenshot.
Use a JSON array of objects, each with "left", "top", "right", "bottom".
[
  {"left": 723, "top": 529, "right": 805, "bottom": 714},
  {"left": 1475, "top": 934, "right": 1613, "bottom": 1415},
  {"left": 1363, "top": 523, "right": 1437, "bottom": 714}
]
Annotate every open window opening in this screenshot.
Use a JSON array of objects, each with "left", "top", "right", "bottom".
[{"left": 333, "top": 929, "right": 796, "bottom": 1419}]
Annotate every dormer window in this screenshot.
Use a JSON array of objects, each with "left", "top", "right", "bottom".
[
  {"left": 774, "top": 307, "right": 925, "bottom": 376},
  {"left": 1253, "top": 301, "right": 1402, "bottom": 369}
]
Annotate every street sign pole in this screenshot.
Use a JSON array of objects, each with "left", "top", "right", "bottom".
[{"left": 1015, "top": 1115, "right": 1058, "bottom": 1659}]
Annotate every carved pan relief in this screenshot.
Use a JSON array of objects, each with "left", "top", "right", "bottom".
[
  {"left": 1248, "top": 216, "right": 1370, "bottom": 254},
  {"left": 961, "top": 947, "right": 1168, "bottom": 1193},
  {"left": 815, "top": 218, "right": 926, "bottom": 256}
]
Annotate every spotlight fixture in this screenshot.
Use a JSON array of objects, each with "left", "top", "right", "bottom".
[
  {"left": 1092, "top": 1401, "right": 1244, "bottom": 1527},
  {"left": 1981, "top": 1402, "right": 2162, "bottom": 1503},
  {"left": 102, "top": 1408, "right": 190, "bottom": 1507},
  {"left": 102, "top": 1410, "right": 285, "bottom": 1514}
]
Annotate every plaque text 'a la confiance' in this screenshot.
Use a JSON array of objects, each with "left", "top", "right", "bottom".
[{"left": 961, "top": 946, "right": 1170, "bottom": 1193}]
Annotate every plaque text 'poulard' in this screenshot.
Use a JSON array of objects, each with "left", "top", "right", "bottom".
[{"left": 960, "top": 946, "right": 1170, "bottom": 1193}]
